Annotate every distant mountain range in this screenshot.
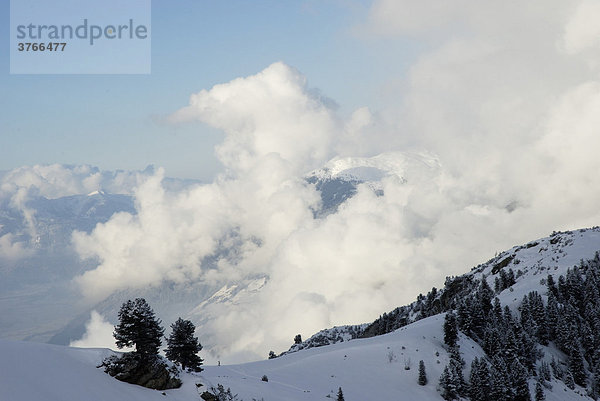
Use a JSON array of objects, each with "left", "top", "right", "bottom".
[{"left": 0, "top": 156, "right": 409, "bottom": 347}]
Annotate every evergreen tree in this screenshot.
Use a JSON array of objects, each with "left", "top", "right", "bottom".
[
  {"left": 477, "top": 277, "right": 494, "bottom": 317},
  {"left": 490, "top": 357, "right": 511, "bottom": 401},
  {"left": 564, "top": 369, "right": 575, "bottom": 390},
  {"left": 470, "top": 297, "right": 486, "bottom": 339},
  {"left": 493, "top": 297, "right": 503, "bottom": 321},
  {"left": 545, "top": 292, "right": 559, "bottom": 340},
  {"left": 503, "top": 305, "right": 514, "bottom": 327},
  {"left": 528, "top": 292, "right": 548, "bottom": 345},
  {"left": 444, "top": 349, "right": 467, "bottom": 398},
  {"left": 534, "top": 380, "right": 545, "bottom": 401},
  {"left": 507, "top": 269, "right": 516, "bottom": 287},
  {"left": 568, "top": 339, "right": 587, "bottom": 387},
  {"left": 336, "top": 386, "right": 345, "bottom": 401},
  {"left": 439, "top": 365, "right": 458, "bottom": 400},
  {"left": 418, "top": 360, "right": 427, "bottom": 385},
  {"left": 457, "top": 300, "right": 473, "bottom": 336},
  {"left": 210, "top": 384, "right": 239, "bottom": 401},
  {"left": 510, "top": 359, "right": 531, "bottom": 401},
  {"left": 113, "top": 298, "right": 164, "bottom": 359},
  {"left": 502, "top": 328, "right": 519, "bottom": 365},
  {"left": 449, "top": 346, "right": 465, "bottom": 368},
  {"left": 550, "top": 356, "right": 563, "bottom": 380},
  {"left": 538, "top": 360, "right": 551, "bottom": 385},
  {"left": 591, "top": 360, "right": 600, "bottom": 400},
  {"left": 499, "top": 269, "right": 509, "bottom": 291},
  {"left": 469, "top": 357, "right": 490, "bottom": 401},
  {"left": 518, "top": 331, "right": 538, "bottom": 372},
  {"left": 520, "top": 295, "right": 534, "bottom": 337},
  {"left": 444, "top": 311, "right": 459, "bottom": 348},
  {"left": 546, "top": 274, "right": 557, "bottom": 298},
  {"left": 558, "top": 275, "right": 567, "bottom": 303},
  {"left": 165, "top": 318, "right": 203, "bottom": 372}
]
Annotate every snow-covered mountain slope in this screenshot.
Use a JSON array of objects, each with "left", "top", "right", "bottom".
[
  {"left": 0, "top": 191, "right": 135, "bottom": 249},
  {"left": 200, "top": 315, "right": 471, "bottom": 401},
  {"left": 1, "top": 314, "right": 587, "bottom": 401},
  {"left": 473, "top": 227, "right": 600, "bottom": 308},
  {"left": 0, "top": 339, "right": 202, "bottom": 401},
  {"left": 278, "top": 227, "right": 600, "bottom": 356},
  {"left": 199, "top": 313, "right": 587, "bottom": 401},
  {"left": 307, "top": 151, "right": 440, "bottom": 184},
  {"left": 3, "top": 227, "right": 600, "bottom": 400},
  {"left": 280, "top": 324, "right": 367, "bottom": 356},
  {"left": 306, "top": 151, "right": 440, "bottom": 215}
]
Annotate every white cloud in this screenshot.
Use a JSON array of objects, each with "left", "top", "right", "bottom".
[
  {"left": 0, "top": 234, "right": 33, "bottom": 260},
  {"left": 70, "top": 310, "right": 121, "bottom": 350},
  {"left": 562, "top": 0, "right": 600, "bottom": 55},
  {"left": 365, "top": 0, "right": 465, "bottom": 37},
  {"left": 75, "top": 63, "right": 330, "bottom": 302},
  {"left": 0, "top": 164, "right": 148, "bottom": 200},
  {"left": 0, "top": 164, "right": 161, "bottom": 255},
  {"left": 169, "top": 62, "right": 336, "bottom": 175}
]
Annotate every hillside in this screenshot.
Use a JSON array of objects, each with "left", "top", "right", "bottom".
[
  {"left": 0, "top": 339, "right": 200, "bottom": 401},
  {"left": 0, "top": 315, "right": 585, "bottom": 401},
  {"left": 2, "top": 227, "right": 600, "bottom": 400}
]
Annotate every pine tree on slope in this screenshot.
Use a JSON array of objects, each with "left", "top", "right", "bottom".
[
  {"left": 113, "top": 298, "right": 164, "bottom": 360},
  {"left": 510, "top": 359, "right": 532, "bottom": 401},
  {"left": 439, "top": 350, "right": 467, "bottom": 400},
  {"left": 469, "top": 357, "right": 490, "bottom": 401},
  {"left": 444, "top": 311, "right": 458, "bottom": 348},
  {"left": 592, "top": 360, "right": 600, "bottom": 400},
  {"left": 439, "top": 365, "right": 457, "bottom": 401},
  {"left": 489, "top": 358, "right": 511, "bottom": 401},
  {"left": 564, "top": 369, "right": 576, "bottom": 390},
  {"left": 418, "top": 360, "right": 427, "bottom": 386},
  {"left": 336, "top": 387, "right": 345, "bottom": 401},
  {"left": 165, "top": 317, "right": 204, "bottom": 372},
  {"left": 568, "top": 339, "right": 587, "bottom": 387},
  {"left": 534, "top": 379, "right": 545, "bottom": 401}
]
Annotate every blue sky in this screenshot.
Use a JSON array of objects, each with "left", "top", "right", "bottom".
[{"left": 0, "top": 0, "right": 418, "bottom": 180}]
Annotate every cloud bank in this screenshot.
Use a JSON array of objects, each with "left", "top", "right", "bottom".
[
  {"left": 69, "top": 311, "right": 123, "bottom": 350},
  {"left": 0, "top": 164, "right": 165, "bottom": 255},
  {"left": 71, "top": 1, "right": 600, "bottom": 361}
]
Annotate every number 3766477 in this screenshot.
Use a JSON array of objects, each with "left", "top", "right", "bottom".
[{"left": 17, "top": 42, "right": 66, "bottom": 51}]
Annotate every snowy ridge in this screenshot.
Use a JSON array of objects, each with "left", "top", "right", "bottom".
[
  {"left": 472, "top": 227, "right": 600, "bottom": 308},
  {"left": 279, "top": 227, "right": 600, "bottom": 367},
  {"left": 307, "top": 151, "right": 440, "bottom": 183},
  {"left": 305, "top": 151, "right": 441, "bottom": 217},
  {"left": 188, "top": 277, "right": 268, "bottom": 314},
  {"left": 280, "top": 324, "right": 368, "bottom": 356}
]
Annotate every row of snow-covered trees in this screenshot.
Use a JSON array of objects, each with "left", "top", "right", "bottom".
[
  {"left": 439, "top": 252, "right": 600, "bottom": 401},
  {"left": 113, "top": 297, "right": 204, "bottom": 372}
]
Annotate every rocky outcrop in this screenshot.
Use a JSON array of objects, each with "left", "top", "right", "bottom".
[{"left": 100, "top": 353, "right": 181, "bottom": 390}]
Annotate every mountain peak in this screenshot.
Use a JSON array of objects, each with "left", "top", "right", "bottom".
[{"left": 87, "top": 190, "right": 106, "bottom": 197}]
